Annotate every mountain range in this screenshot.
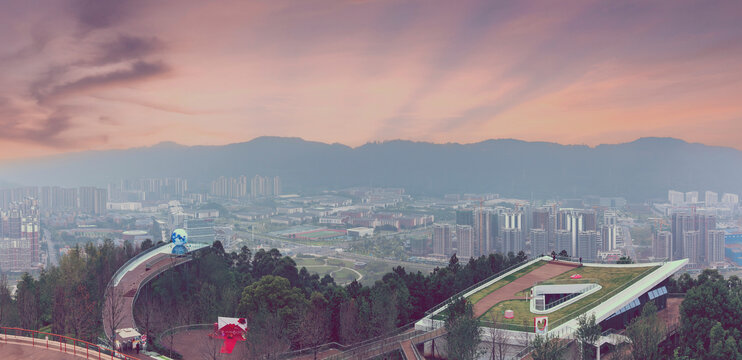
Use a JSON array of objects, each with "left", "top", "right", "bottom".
[{"left": 1, "top": 137, "right": 741, "bottom": 201}]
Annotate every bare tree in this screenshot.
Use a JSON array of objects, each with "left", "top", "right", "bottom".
[
  {"left": 487, "top": 312, "right": 512, "bottom": 360},
  {"left": 0, "top": 274, "right": 13, "bottom": 325},
  {"left": 299, "top": 292, "right": 331, "bottom": 360},
  {"left": 103, "top": 285, "right": 125, "bottom": 347},
  {"left": 338, "top": 298, "right": 362, "bottom": 344},
  {"left": 244, "top": 311, "right": 291, "bottom": 360},
  {"left": 199, "top": 332, "right": 222, "bottom": 360},
  {"left": 136, "top": 287, "right": 158, "bottom": 340}
]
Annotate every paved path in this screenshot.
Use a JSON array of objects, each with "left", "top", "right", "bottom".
[
  {"left": 0, "top": 334, "right": 137, "bottom": 360},
  {"left": 472, "top": 261, "right": 579, "bottom": 317}
]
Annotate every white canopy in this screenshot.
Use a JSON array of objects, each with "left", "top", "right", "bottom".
[{"left": 218, "top": 317, "right": 247, "bottom": 331}]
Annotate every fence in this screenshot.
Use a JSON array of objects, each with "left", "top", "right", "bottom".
[{"left": 1, "top": 326, "right": 140, "bottom": 360}]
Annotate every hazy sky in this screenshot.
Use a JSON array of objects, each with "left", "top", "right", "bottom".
[{"left": 1, "top": 0, "right": 741, "bottom": 159}]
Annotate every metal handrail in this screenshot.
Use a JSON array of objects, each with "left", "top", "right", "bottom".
[{"left": 1, "top": 326, "right": 140, "bottom": 360}]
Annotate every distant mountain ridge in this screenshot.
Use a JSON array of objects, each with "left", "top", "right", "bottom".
[{"left": 1, "top": 136, "right": 740, "bottom": 201}]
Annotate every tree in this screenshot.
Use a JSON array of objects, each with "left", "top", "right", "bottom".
[
  {"left": 0, "top": 274, "right": 17, "bottom": 326},
  {"left": 558, "top": 250, "right": 568, "bottom": 258},
  {"left": 445, "top": 297, "right": 482, "bottom": 360},
  {"left": 678, "top": 272, "right": 742, "bottom": 359},
  {"left": 299, "top": 292, "right": 331, "bottom": 360},
  {"left": 531, "top": 333, "right": 566, "bottom": 360},
  {"left": 707, "top": 322, "right": 741, "bottom": 360},
  {"left": 487, "top": 312, "right": 512, "bottom": 360},
  {"left": 617, "top": 256, "right": 634, "bottom": 264},
  {"left": 141, "top": 238, "right": 154, "bottom": 251},
  {"left": 238, "top": 275, "right": 307, "bottom": 344},
  {"left": 103, "top": 285, "right": 126, "bottom": 346},
  {"left": 575, "top": 313, "right": 601, "bottom": 360},
  {"left": 16, "top": 273, "right": 39, "bottom": 330},
  {"left": 625, "top": 301, "right": 664, "bottom": 360},
  {"left": 675, "top": 273, "right": 695, "bottom": 293},
  {"left": 338, "top": 298, "right": 362, "bottom": 344},
  {"left": 66, "top": 283, "right": 97, "bottom": 340},
  {"left": 199, "top": 332, "right": 222, "bottom": 360},
  {"left": 244, "top": 310, "right": 292, "bottom": 360}
]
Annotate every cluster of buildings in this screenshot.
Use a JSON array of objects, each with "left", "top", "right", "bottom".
[
  {"left": 425, "top": 206, "right": 624, "bottom": 262},
  {"left": 108, "top": 177, "right": 188, "bottom": 202},
  {"left": 320, "top": 209, "right": 433, "bottom": 229},
  {"left": 0, "top": 198, "right": 41, "bottom": 272},
  {"left": 210, "top": 175, "right": 281, "bottom": 199},
  {"left": 653, "top": 212, "right": 725, "bottom": 268},
  {"left": 652, "top": 189, "right": 741, "bottom": 268},
  {"left": 667, "top": 190, "right": 739, "bottom": 208},
  {"left": 1, "top": 186, "right": 107, "bottom": 215}
]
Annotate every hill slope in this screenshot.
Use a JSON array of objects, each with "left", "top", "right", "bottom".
[{"left": 1, "top": 137, "right": 740, "bottom": 201}]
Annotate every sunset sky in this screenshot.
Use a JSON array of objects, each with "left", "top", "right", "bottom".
[{"left": 1, "top": 0, "right": 741, "bottom": 159}]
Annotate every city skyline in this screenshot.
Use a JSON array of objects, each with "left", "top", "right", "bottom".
[{"left": 1, "top": 0, "right": 742, "bottom": 160}]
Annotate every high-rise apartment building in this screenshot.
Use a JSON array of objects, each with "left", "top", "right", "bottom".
[
  {"left": 682, "top": 230, "right": 701, "bottom": 265},
  {"left": 432, "top": 224, "right": 452, "bottom": 256},
  {"left": 601, "top": 225, "right": 619, "bottom": 251},
  {"left": 530, "top": 229, "right": 549, "bottom": 256},
  {"left": 653, "top": 231, "right": 672, "bottom": 260},
  {"left": 685, "top": 191, "right": 699, "bottom": 204},
  {"left": 0, "top": 199, "right": 40, "bottom": 271},
  {"left": 705, "top": 191, "right": 718, "bottom": 206},
  {"left": 251, "top": 175, "right": 282, "bottom": 198},
  {"left": 668, "top": 190, "right": 685, "bottom": 205},
  {"left": 502, "top": 228, "right": 523, "bottom": 255},
  {"left": 184, "top": 218, "right": 216, "bottom": 244},
  {"left": 532, "top": 208, "right": 554, "bottom": 253},
  {"left": 456, "top": 225, "right": 474, "bottom": 259},
  {"left": 455, "top": 210, "right": 474, "bottom": 227},
  {"left": 706, "top": 230, "right": 725, "bottom": 265},
  {"left": 210, "top": 176, "right": 249, "bottom": 198},
  {"left": 78, "top": 187, "right": 107, "bottom": 215},
  {"left": 671, "top": 213, "right": 694, "bottom": 260},
  {"left": 721, "top": 193, "right": 739, "bottom": 204},
  {"left": 557, "top": 209, "right": 593, "bottom": 257},
  {"left": 555, "top": 230, "right": 572, "bottom": 255},
  {"left": 474, "top": 209, "right": 499, "bottom": 256},
  {"left": 577, "top": 231, "right": 599, "bottom": 261}
]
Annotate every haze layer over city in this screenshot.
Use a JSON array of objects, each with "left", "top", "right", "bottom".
[{"left": 1, "top": 1, "right": 742, "bottom": 360}]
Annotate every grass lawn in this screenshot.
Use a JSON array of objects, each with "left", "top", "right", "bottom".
[
  {"left": 294, "top": 257, "right": 326, "bottom": 266},
  {"left": 479, "top": 265, "right": 659, "bottom": 331},
  {"left": 332, "top": 268, "right": 360, "bottom": 283},
  {"left": 467, "top": 261, "right": 548, "bottom": 305}
]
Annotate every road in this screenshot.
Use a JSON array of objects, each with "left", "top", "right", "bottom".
[
  {"left": 622, "top": 225, "right": 636, "bottom": 259},
  {"left": 43, "top": 228, "right": 59, "bottom": 267}
]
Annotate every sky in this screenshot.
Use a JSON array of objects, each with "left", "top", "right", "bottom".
[{"left": 1, "top": 0, "right": 741, "bottom": 160}]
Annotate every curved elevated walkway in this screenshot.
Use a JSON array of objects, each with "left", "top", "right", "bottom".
[{"left": 103, "top": 243, "right": 210, "bottom": 342}]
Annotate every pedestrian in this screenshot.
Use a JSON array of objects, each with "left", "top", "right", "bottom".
[{"left": 136, "top": 342, "right": 140, "bottom": 354}]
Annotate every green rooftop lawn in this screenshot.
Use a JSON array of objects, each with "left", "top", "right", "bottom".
[
  {"left": 479, "top": 264, "right": 659, "bottom": 331},
  {"left": 467, "top": 260, "right": 548, "bottom": 305}
]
